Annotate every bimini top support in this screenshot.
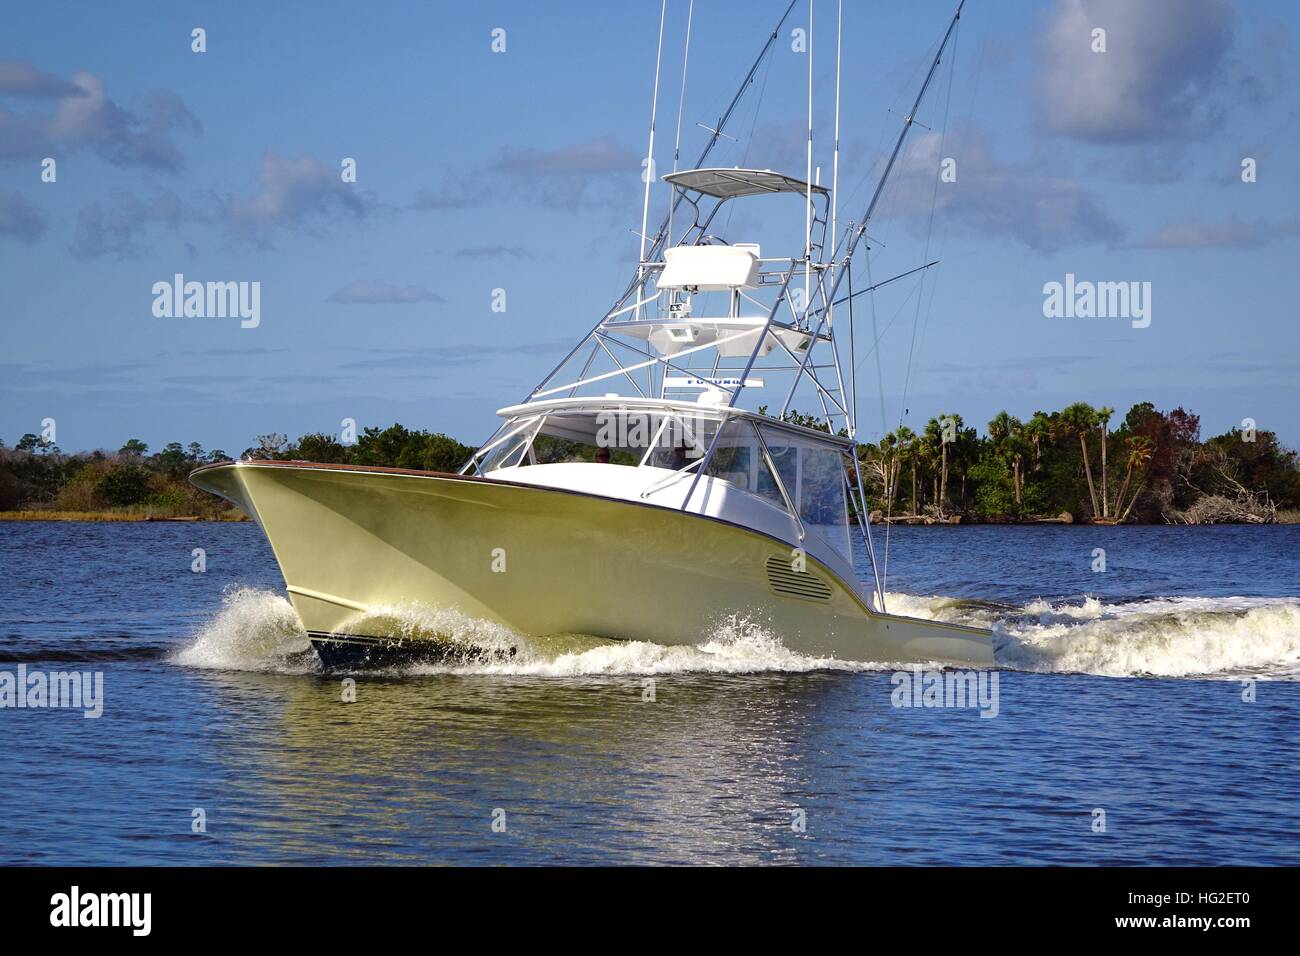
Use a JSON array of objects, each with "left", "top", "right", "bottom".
[{"left": 663, "top": 167, "right": 829, "bottom": 200}]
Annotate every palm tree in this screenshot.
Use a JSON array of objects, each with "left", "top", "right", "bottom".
[
  {"left": 1060, "top": 402, "right": 1101, "bottom": 519},
  {"left": 865, "top": 433, "right": 901, "bottom": 510},
  {"left": 953, "top": 424, "right": 980, "bottom": 510},
  {"left": 988, "top": 411, "right": 1027, "bottom": 510},
  {"left": 872, "top": 435, "right": 895, "bottom": 507},
  {"left": 892, "top": 425, "right": 915, "bottom": 512},
  {"left": 1024, "top": 411, "right": 1052, "bottom": 471},
  {"left": 917, "top": 427, "right": 941, "bottom": 515},
  {"left": 921, "top": 419, "right": 943, "bottom": 516},
  {"left": 988, "top": 411, "right": 1013, "bottom": 447},
  {"left": 927, "top": 413, "right": 963, "bottom": 517},
  {"left": 1115, "top": 435, "right": 1154, "bottom": 522},
  {"left": 1096, "top": 405, "right": 1114, "bottom": 518},
  {"left": 1008, "top": 430, "right": 1028, "bottom": 508},
  {"left": 883, "top": 425, "right": 916, "bottom": 516}
]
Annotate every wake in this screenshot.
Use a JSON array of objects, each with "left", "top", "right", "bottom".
[{"left": 172, "top": 586, "right": 1300, "bottom": 680}]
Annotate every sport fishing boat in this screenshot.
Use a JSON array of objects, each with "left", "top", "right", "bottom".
[{"left": 191, "top": 0, "right": 992, "bottom": 668}]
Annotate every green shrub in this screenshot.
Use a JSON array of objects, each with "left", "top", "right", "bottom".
[{"left": 94, "top": 465, "right": 153, "bottom": 507}]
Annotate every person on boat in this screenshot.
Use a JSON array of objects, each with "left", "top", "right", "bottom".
[{"left": 594, "top": 447, "right": 611, "bottom": 464}]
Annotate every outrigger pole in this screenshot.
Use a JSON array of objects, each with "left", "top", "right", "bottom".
[
  {"left": 636, "top": 0, "right": 799, "bottom": 288},
  {"left": 637, "top": 0, "right": 668, "bottom": 303},
  {"left": 832, "top": 0, "right": 965, "bottom": 612},
  {"left": 831, "top": 0, "right": 845, "bottom": 429},
  {"left": 812, "top": 0, "right": 964, "bottom": 325},
  {"left": 459, "top": 1, "right": 802, "bottom": 474},
  {"left": 709, "top": 0, "right": 965, "bottom": 439},
  {"left": 519, "top": 0, "right": 800, "bottom": 408},
  {"left": 682, "top": 0, "right": 965, "bottom": 611}
]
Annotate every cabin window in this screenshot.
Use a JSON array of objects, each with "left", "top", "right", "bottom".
[
  {"left": 643, "top": 411, "right": 715, "bottom": 471},
  {"left": 479, "top": 418, "right": 543, "bottom": 472},
  {"left": 526, "top": 411, "right": 645, "bottom": 466},
  {"left": 702, "top": 421, "right": 759, "bottom": 492},
  {"left": 485, "top": 410, "right": 719, "bottom": 471},
  {"left": 797, "top": 444, "right": 852, "bottom": 560},
  {"left": 704, "top": 442, "right": 753, "bottom": 490},
  {"left": 754, "top": 424, "right": 852, "bottom": 561},
  {"left": 756, "top": 437, "right": 798, "bottom": 506}
]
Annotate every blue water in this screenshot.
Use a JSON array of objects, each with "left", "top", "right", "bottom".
[{"left": 1, "top": 521, "right": 1297, "bottom": 864}]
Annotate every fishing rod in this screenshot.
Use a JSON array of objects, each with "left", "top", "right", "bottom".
[{"left": 831, "top": 260, "right": 940, "bottom": 308}]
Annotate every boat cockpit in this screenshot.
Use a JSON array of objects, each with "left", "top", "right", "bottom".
[{"left": 465, "top": 399, "right": 856, "bottom": 571}]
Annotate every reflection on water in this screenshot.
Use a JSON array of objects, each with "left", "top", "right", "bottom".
[
  {"left": 193, "top": 667, "right": 870, "bottom": 864},
  {"left": 2, "top": 522, "right": 1299, "bottom": 865}
]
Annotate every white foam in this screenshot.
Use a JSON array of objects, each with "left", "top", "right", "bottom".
[
  {"left": 409, "top": 615, "right": 875, "bottom": 677},
  {"left": 343, "top": 600, "right": 524, "bottom": 657},
  {"left": 173, "top": 586, "right": 315, "bottom": 673},
  {"left": 172, "top": 592, "right": 875, "bottom": 677},
  {"left": 888, "top": 590, "right": 1300, "bottom": 680},
  {"left": 174, "top": 587, "right": 1300, "bottom": 681}
]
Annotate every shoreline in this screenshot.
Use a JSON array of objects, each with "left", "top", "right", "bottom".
[
  {"left": 0, "top": 511, "right": 249, "bottom": 523},
  {"left": 1, "top": 510, "right": 1293, "bottom": 525}
]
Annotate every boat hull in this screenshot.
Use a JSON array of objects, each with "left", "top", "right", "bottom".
[
  {"left": 308, "top": 633, "right": 518, "bottom": 669},
  {"left": 191, "top": 461, "right": 994, "bottom": 668}
]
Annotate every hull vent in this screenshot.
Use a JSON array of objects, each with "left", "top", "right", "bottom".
[{"left": 764, "top": 555, "right": 833, "bottom": 602}]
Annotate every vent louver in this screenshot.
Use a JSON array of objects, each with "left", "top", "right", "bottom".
[{"left": 764, "top": 555, "right": 833, "bottom": 602}]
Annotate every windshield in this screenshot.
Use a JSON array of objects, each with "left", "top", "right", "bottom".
[
  {"left": 737, "top": 423, "right": 854, "bottom": 561},
  {"left": 478, "top": 410, "right": 854, "bottom": 561},
  {"left": 482, "top": 408, "right": 724, "bottom": 471}
]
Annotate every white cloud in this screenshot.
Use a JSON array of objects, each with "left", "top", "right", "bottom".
[
  {"left": 225, "top": 153, "right": 370, "bottom": 244},
  {"left": 1036, "top": 0, "right": 1234, "bottom": 143},
  {"left": 0, "top": 61, "right": 200, "bottom": 170},
  {"left": 884, "top": 127, "right": 1124, "bottom": 251}
]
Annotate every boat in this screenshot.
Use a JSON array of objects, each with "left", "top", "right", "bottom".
[{"left": 190, "top": 0, "right": 993, "bottom": 669}]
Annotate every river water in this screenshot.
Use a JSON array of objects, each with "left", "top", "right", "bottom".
[{"left": 1, "top": 521, "right": 1297, "bottom": 864}]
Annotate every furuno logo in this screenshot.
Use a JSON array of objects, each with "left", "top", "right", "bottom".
[
  {"left": 1042, "top": 273, "right": 1151, "bottom": 329},
  {"left": 152, "top": 273, "right": 261, "bottom": 328},
  {"left": 49, "top": 886, "right": 151, "bottom": 936}
]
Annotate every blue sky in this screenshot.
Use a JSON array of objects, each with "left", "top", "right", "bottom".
[{"left": 2, "top": 0, "right": 1297, "bottom": 455}]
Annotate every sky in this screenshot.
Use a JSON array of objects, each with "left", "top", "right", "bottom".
[{"left": 2, "top": 0, "right": 1298, "bottom": 456}]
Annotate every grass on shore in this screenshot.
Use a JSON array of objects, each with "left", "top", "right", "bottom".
[{"left": 0, "top": 508, "right": 249, "bottom": 522}]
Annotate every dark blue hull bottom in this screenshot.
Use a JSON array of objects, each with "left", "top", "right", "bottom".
[{"left": 309, "top": 633, "right": 517, "bottom": 670}]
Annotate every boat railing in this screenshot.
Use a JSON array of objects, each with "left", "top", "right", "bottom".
[{"left": 638, "top": 456, "right": 703, "bottom": 500}]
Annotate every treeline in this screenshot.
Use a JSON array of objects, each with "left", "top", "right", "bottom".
[
  {"left": 855, "top": 402, "right": 1300, "bottom": 524},
  {"left": 3, "top": 406, "right": 1296, "bottom": 524},
  {"left": 0, "top": 425, "right": 474, "bottom": 517}
]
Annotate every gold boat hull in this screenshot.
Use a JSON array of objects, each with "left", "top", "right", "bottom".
[{"left": 191, "top": 461, "right": 994, "bottom": 667}]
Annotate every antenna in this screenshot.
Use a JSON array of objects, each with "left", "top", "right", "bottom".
[
  {"left": 667, "top": 0, "right": 696, "bottom": 248},
  {"left": 803, "top": 0, "right": 815, "bottom": 314},
  {"left": 832, "top": 0, "right": 845, "bottom": 430},
  {"left": 631, "top": 0, "right": 799, "bottom": 290},
  {"left": 637, "top": 0, "right": 669, "bottom": 302},
  {"left": 520, "top": 0, "right": 801, "bottom": 418},
  {"left": 812, "top": 0, "right": 965, "bottom": 326}
]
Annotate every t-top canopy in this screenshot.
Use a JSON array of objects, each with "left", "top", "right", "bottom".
[
  {"left": 494, "top": 397, "right": 853, "bottom": 449},
  {"left": 662, "top": 167, "right": 829, "bottom": 199}
]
